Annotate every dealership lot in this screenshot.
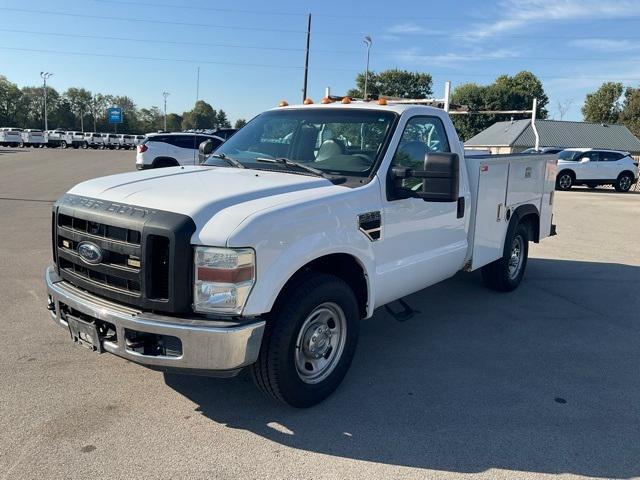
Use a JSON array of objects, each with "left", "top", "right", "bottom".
[{"left": 0, "top": 147, "right": 639, "bottom": 479}]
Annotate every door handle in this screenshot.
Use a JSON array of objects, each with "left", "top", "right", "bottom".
[{"left": 457, "top": 197, "right": 465, "bottom": 218}]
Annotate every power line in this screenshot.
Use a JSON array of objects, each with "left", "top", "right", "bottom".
[
  {"left": 2, "top": 7, "right": 640, "bottom": 40},
  {"left": 89, "top": 0, "right": 640, "bottom": 22},
  {"left": 3, "top": 46, "right": 640, "bottom": 82},
  {"left": 1, "top": 28, "right": 639, "bottom": 62}
]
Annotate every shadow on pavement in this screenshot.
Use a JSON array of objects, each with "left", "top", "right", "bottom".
[{"left": 165, "top": 258, "right": 640, "bottom": 478}]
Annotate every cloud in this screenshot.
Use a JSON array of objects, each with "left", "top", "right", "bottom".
[
  {"left": 386, "top": 22, "right": 426, "bottom": 34},
  {"left": 469, "top": 0, "right": 640, "bottom": 39},
  {"left": 569, "top": 39, "right": 640, "bottom": 52}
]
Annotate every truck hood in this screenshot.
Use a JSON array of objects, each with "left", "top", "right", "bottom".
[{"left": 67, "top": 165, "right": 345, "bottom": 244}]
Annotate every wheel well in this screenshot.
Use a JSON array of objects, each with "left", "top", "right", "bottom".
[
  {"left": 275, "top": 254, "right": 368, "bottom": 318},
  {"left": 519, "top": 212, "right": 540, "bottom": 243},
  {"left": 153, "top": 157, "right": 179, "bottom": 168},
  {"left": 557, "top": 169, "right": 575, "bottom": 179},
  {"left": 618, "top": 170, "right": 635, "bottom": 179}
]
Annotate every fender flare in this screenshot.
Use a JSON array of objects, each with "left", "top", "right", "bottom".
[{"left": 504, "top": 204, "right": 540, "bottom": 248}]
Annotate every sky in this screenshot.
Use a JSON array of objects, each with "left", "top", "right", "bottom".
[{"left": 1, "top": 0, "right": 640, "bottom": 124}]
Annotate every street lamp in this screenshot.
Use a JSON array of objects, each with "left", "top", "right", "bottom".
[
  {"left": 363, "top": 36, "right": 372, "bottom": 100},
  {"left": 162, "top": 91, "right": 170, "bottom": 131},
  {"left": 40, "top": 72, "right": 53, "bottom": 131}
]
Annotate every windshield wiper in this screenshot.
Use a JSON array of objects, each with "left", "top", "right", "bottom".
[
  {"left": 208, "top": 153, "right": 245, "bottom": 169},
  {"left": 255, "top": 157, "right": 326, "bottom": 177}
]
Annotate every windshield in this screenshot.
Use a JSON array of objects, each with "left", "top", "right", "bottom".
[
  {"left": 205, "top": 108, "right": 396, "bottom": 176},
  {"left": 558, "top": 150, "right": 582, "bottom": 161}
]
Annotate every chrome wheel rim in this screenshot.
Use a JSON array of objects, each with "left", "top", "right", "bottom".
[
  {"left": 559, "top": 174, "right": 571, "bottom": 189},
  {"left": 294, "top": 302, "right": 347, "bottom": 384},
  {"left": 619, "top": 176, "right": 631, "bottom": 190},
  {"left": 508, "top": 235, "right": 524, "bottom": 279}
]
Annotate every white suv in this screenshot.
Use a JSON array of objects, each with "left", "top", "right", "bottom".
[
  {"left": 556, "top": 148, "right": 639, "bottom": 192},
  {"left": 135, "top": 132, "right": 224, "bottom": 169}
]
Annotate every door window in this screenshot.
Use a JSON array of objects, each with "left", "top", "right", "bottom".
[
  {"left": 581, "top": 152, "right": 599, "bottom": 162},
  {"left": 599, "top": 151, "right": 623, "bottom": 161},
  {"left": 391, "top": 116, "right": 450, "bottom": 170}
]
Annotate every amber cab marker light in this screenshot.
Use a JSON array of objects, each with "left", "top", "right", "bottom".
[
  {"left": 341, "top": 97, "right": 352, "bottom": 104},
  {"left": 303, "top": 98, "right": 314, "bottom": 105},
  {"left": 321, "top": 97, "right": 332, "bottom": 104},
  {"left": 278, "top": 100, "right": 289, "bottom": 107},
  {"left": 378, "top": 98, "right": 388, "bottom": 105}
]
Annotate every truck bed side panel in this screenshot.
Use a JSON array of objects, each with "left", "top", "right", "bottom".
[
  {"left": 539, "top": 157, "right": 558, "bottom": 239},
  {"left": 470, "top": 162, "right": 509, "bottom": 270}
]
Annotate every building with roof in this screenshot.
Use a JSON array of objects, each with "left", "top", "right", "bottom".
[{"left": 464, "top": 119, "right": 640, "bottom": 158}]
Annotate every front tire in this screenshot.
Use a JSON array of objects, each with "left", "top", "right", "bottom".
[
  {"left": 251, "top": 272, "right": 360, "bottom": 408},
  {"left": 482, "top": 222, "right": 529, "bottom": 292},
  {"left": 555, "top": 171, "right": 574, "bottom": 190},
  {"left": 615, "top": 172, "right": 634, "bottom": 192},
  {"left": 61, "top": 140, "right": 67, "bottom": 149}
]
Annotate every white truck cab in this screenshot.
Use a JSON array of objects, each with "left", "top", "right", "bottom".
[
  {"left": 45, "top": 100, "right": 557, "bottom": 407},
  {"left": 555, "top": 148, "right": 638, "bottom": 192},
  {"left": 82, "top": 132, "right": 104, "bottom": 149}
]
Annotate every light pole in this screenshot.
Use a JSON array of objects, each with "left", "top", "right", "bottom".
[
  {"left": 162, "top": 91, "right": 170, "bottom": 131},
  {"left": 363, "top": 36, "right": 372, "bottom": 100},
  {"left": 40, "top": 72, "right": 53, "bottom": 130}
]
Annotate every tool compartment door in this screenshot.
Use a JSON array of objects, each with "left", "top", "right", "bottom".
[{"left": 471, "top": 162, "right": 509, "bottom": 270}]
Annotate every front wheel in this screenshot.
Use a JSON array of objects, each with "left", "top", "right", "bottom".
[
  {"left": 555, "top": 171, "right": 573, "bottom": 190},
  {"left": 615, "top": 173, "right": 634, "bottom": 192},
  {"left": 482, "top": 222, "right": 529, "bottom": 292},
  {"left": 251, "top": 272, "right": 360, "bottom": 408},
  {"left": 61, "top": 140, "right": 67, "bottom": 149}
]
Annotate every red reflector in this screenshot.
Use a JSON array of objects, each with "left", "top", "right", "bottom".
[
  {"left": 138, "top": 144, "right": 148, "bottom": 153},
  {"left": 197, "top": 265, "right": 254, "bottom": 283},
  {"left": 481, "top": 164, "right": 489, "bottom": 172}
]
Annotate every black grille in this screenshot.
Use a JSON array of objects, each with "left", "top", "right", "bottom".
[
  {"left": 57, "top": 215, "right": 145, "bottom": 297},
  {"left": 52, "top": 194, "right": 195, "bottom": 314}
]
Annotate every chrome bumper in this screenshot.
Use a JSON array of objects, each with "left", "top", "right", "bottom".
[{"left": 45, "top": 266, "right": 265, "bottom": 375}]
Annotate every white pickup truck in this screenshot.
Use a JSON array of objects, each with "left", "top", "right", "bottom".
[{"left": 45, "top": 100, "right": 557, "bottom": 407}]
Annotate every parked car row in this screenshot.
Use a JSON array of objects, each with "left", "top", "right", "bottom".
[{"left": 0, "top": 127, "right": 146, "bottom": 150}]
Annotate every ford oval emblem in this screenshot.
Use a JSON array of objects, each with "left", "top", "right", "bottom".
[{"left": 77, "top": 241, "right": 103, "bottom": 265}]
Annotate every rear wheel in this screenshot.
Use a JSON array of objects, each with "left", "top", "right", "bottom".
[
  {"left": 61, "top": 140, "right": 67, "bottom": 149},
  {"left": 555, "top": 171, "right": 574, "bottom": 191},
  {"left": 251, "top": 272, "right": 360, "bottom": 408},
  {"left": 482, "top": 222, "right": 529, "bottom": 292},
  {"left": 615, "top": 172, "right": 634, "bottom": 192}
]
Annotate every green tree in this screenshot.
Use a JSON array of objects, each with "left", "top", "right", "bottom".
[
  {"left": 216, "top": 109, "right": 231, "bottom": 128},
  {"left": 87, "top": 93, "right": 109, "bottom": 131},
  {"left": 234, "top": 118, "right": 247, "bottom": 129},
  {"left": 582, "top": 82, "right": 623, "bottom": 124},
  {"left": 165, "top": 113, "right": 183, "bottom": 132},
  {"left": 0, "top": 75, "right": 22, "bottom": 126},
  {"left": 450, "top": 71, "right": 549, "bottom": 140},
  {"left": 182, "top": 100, "right": 217, "bottom": 130},
  {"left": 619, "top": 86, "right": 640, "bottom": 137},
  {"left": 347, "top": 69, "right": 433, "bottom": 99},
  {"left": 138, "top": 107, "right": 163, "bottom": 133},
  {"left": 64, "top": 87, "right": 92, "bottom": 131}
]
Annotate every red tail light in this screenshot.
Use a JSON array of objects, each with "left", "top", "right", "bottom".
[{"left": 137, "top": 144, "right": 148, "bottom": 153}]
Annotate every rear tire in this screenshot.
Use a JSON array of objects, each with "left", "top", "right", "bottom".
[
  {"left": 555, "top": 171, "right": 574, "bottom": 191},
  {"left": 61, "top": 141, "right": 67, "bottom": 149},
  {"left": 482, "top": 222, "right": 529, "bottom": 292},
  {"left": 251, "top": 272, "right": 360, "bottom": 408},
  {"left": 614, "top": 172, "right": 634, "bottom": 192}
]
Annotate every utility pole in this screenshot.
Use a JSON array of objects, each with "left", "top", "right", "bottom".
[
  {"left": 196, "top": 67, "right": 200, "bottom": 102},
  {"left": 302, "top": 14, "right": 311, "bottom": 102},
  {"left": 40, "top": 72, "right": 53, "bottom": 130},
  {"left": 363, "top": 36, "right": 372, "bottom": 100},
  {"left": 162, "top": 91, "right": 170, "bottom": 131}
]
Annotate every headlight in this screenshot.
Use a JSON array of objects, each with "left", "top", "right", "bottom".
[{"left": 193, "top": 247, "right": 255, "bottom": 314}]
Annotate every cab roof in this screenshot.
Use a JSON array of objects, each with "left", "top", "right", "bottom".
[{"left": 272, "top": 101, "right": 445, "bottom": 116}]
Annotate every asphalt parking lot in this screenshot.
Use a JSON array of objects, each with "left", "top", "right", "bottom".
[{"left": 0, "top": 147, "right": 638, "bottom": 480}]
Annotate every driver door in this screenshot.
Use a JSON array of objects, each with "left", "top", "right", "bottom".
[{"left": 373, "top": 115, "right": 468, "bottom": 306}]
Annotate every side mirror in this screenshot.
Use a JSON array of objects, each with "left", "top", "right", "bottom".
[
  {"left": 579, "top": 156, "right": 589, "bottom": 163},
  {"left": 198, "top": 139, "right": 214, "bottom": 164},
  {"left": 391, "top": 152, "right": 459, "bottom": 202}
]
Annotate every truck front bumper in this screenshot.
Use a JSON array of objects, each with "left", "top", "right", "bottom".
[{"left": 45, "top": 266, "right": 265, "bottom": 376}]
